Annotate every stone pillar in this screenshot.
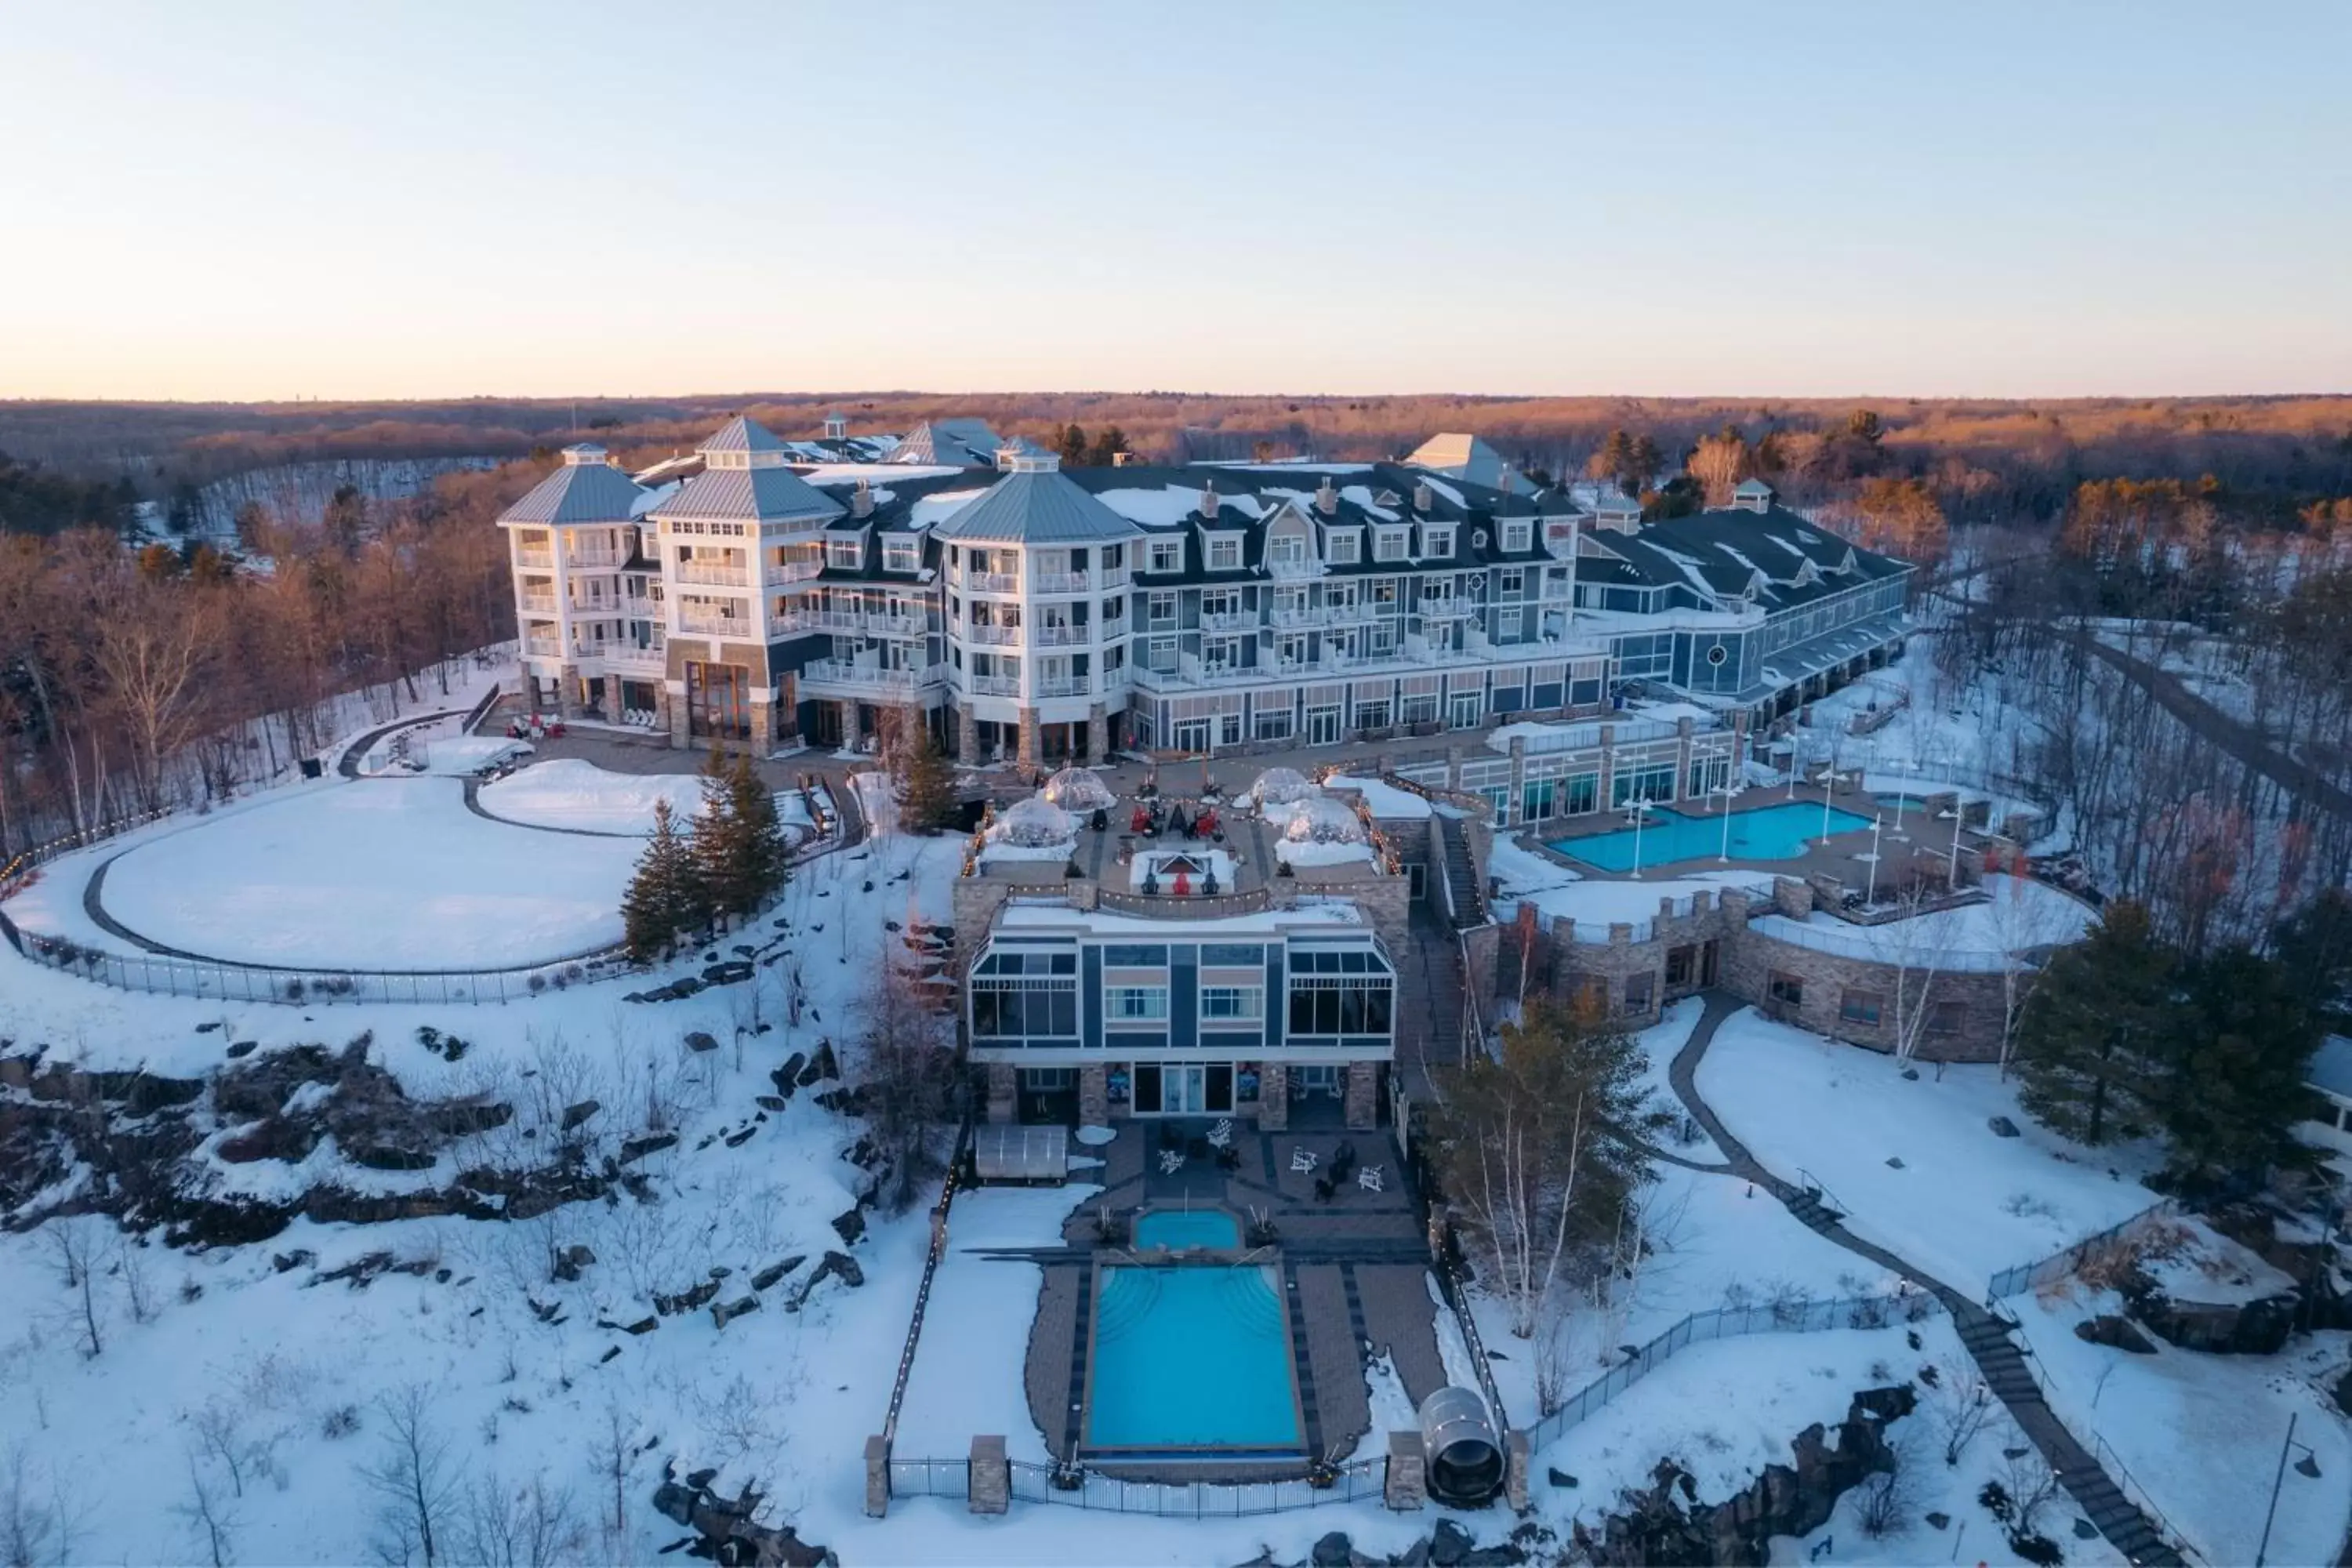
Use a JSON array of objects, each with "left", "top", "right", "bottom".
[
  {"left": 967, "top": 1436, "right": 1008, "bottom": 1515},
  {"left": 601, "top": 673, "right": 622, "bottom": 722},
  {"left": 1077, "top": 1065, "right": 1108, "bottom": 1127},
  {"left": 750, "top": 693, "right": 775, "bottom": 754},
  {"left": 1018, "top": 707, "right": 1040, "bottom": 770},
  {"left": 1087, "top": 704, "right": 1109, "bottom": 764},
  {"left": 1257, "top": 1063, "right": 1288, "bottom": 1131},
  {"left": 1343, "top": 1061, "right": 1378, "bottom": 1131},
  {"left": 1384, "top": 1432, "right": 1426, "bottom": 1511},
  {"left": 985, "top": 1062, "right": 1016, "bottom": 1124},
  {"left": 1507, "top": 733, "right": 1527, "bottom": 817},
  {"left": 1505, "top": 1429, "right": 1531, "bottom": 1512},
  {"left": 956, "top": 702, "right": 978, "bottom": 763},
  {"left": 555, "top": 663, "right": 579, "bottom": 720},
  {"left": 663, "top": 681, "right": 689, "bottom": 750},
  {"left": 863, "top": 1435, "right": 889, "bottom": 1518}
]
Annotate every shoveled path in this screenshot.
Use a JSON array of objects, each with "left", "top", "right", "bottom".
[{"left": 1666, "top": 991, "right": 2186, "bottom": 1567}]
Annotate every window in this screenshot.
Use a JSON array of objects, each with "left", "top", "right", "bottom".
[
  {"left": 1276, "top": 632, "right": 1308, "bottom": 666},
  {"left": 1146, "top": 591, "right": 1176, "bottom": 624},
  {"left": 1928, "top": 1001, "right": 1967, "bottom": 1037},
  {"left": 1498, "top": 607, "right": 1523, "bottom": 639},
  {"left": 1500, "top": 568, "right": 1525, "bottom": 595},
  {"left": 1563, "top": 772, "right": 1599, "bottom": 814},
  {"left": 1324, "top": 530, "right": 1360, "bottom": 564},
  {"left": 1622, "top": 972, "right": 1653, "bottom": 1014},
  {"left": 1767, "top": 971, "right": 1804, "bottom": 1007},
  {"left": 826, "top": 539, "right": 862, "bottom": 568},
  {"left": 1102, "top": 595, "right": 1124, "bottom": 624},
  {"left": 1374, "top": 528, "right": 1408, "bottom": 562},
  {"left": 1287, "top": 979, "right": 1394, "bottom": 1036},
  {"left": 1107, "top": 986, "right": 1169, "bottom": 1021},
  {"left": 1145, "top": 635, "right": 1177, "bottom": 671},
  {"left": 1102, "top": 944, "right": 1167, "bottom": 965},
  {"left": 1204, "top": 636, "right": 1240, "bottom": 670},
  {"left": 1207, "top": 535, "right": 1242, "bottom": 571},
  {"left": 1839, "top": 989, "right": 1885, "bottom": 1026},
  {"left": 1269, "top": 534, "right": 1305, "bottom": 568},
  {"left": 1611, "top": 764, "right": 1675, "bottom": 808},
  {"left": 1102, "top": 543, "right": 1123, "bottom": 571},
  {"left": 1504, "top": 521, "right": 1532, "bottom": 553},
  {"left": 1201, "top": 588, "right": 1241, "bottom": 620},
  {"left": 883, "top": 539, "right": 920, "bottom": 572},
  {"left": 1664, "top": 946, "right": 1695, "bottom": 987},
  {"left": 1201, "top": 987, "right": 1263, "bottom": 1021},
  {"left": 1201, "top": 943, "right": 1264, "bottom": 966},
  {"left": 1149, "top": 539, "right": 1184, "bottom": 573},
  {"left": 1422, "top": 526, "right": 1454, "bottom": 558},
  {"left": 1367, "top": 623, "right": 1398, "bottom": 655}
]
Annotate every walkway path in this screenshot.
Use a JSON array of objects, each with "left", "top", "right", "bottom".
[
  {"left": 335, "top": 707, "right": 469, "bottom": 779},
  {"left": 1667, "top": 992, "right": 2186, "bottom": 1567}
]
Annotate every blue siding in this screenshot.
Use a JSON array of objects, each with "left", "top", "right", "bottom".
[{"left": 1082, "top": 946, "right": 1102, "bottom": 1050}]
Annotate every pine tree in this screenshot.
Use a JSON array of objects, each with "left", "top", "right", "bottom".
[
  {"left": 1056, "top": 423, "right": 1089, "bottom": 468},
  {"left": 1588, "top": 429, "right": 1634, "bottom": 489},
  {"left": 895, "top": 713, "right": 957, "bottom": 835},
  {"left": 688, "top": 743, "right": 748, "bottom": 923},
  {"left": 728, "top": 748, "right": 789, "bottom": 908},
  {"left": 621, "top": 799, "right": 696, "bottom": 961},
  {"left": 2158, "top": 946, "right": 2322, "bottom": 1190},
  {"left": 2013, "top": 902, "right": 2172, "bottom": 1145}
]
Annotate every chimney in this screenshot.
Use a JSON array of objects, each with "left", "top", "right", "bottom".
[
  {"left": 851, "top": 478, "right": 873, "bottom": 519},
  {"left": 1413, "top": 480, "right": 1433, "bottom": 514},
  {"left": 1199, "top": 478, "right": 1219, "bottom": 521},
  {"left": 1315, "top": 476, "right": 1339, "bottom": 517}
]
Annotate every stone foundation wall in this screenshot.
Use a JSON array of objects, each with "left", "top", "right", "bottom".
[
  {"left": 1344, "top": 1061, "right": 1379, "bottom": 1130},
  {"left": 1258, "top": 1063, "right": 1289, "bottom": 1131}
]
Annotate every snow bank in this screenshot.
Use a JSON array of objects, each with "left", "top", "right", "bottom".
[
  {"left": 479, "top": 758, "right": 708, "bottom": 834},
  {"left": 1323, "top": 774, "right": 1432, "bottom": 819}
]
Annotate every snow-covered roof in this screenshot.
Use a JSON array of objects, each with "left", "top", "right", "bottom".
[
  {"left": 497, "top": 459, "right": 649, "bottom": 526},
  {"left": 652, "top": 465, "right": 844, "bottom": 525},
  {"left": 931, "top": 471, "right": 1145, "bottom": 546},
  {"left": 1406, "top": 431, "right": 1508, "bottom": 487},
  {"left": 698, "top": 416, "right": 789, "bottom": 456}
]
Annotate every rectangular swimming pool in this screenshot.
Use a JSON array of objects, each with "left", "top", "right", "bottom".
[
  {"left": 1552, "top": 800, "right": 1874, "bottom": 872},
  {"left": 1085, "top": 1265, "right": 1301, "bottom": 1452}
]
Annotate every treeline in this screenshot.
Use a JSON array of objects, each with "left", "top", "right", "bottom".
[{"left": 0, "top": 459, "right": 534, "bottom": 855}]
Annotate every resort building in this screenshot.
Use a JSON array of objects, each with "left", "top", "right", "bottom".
[{"left": 498, "top": 419, "right": 1914, "bottom": 761}]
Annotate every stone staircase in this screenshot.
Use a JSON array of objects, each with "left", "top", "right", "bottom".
[{"left": 1436, "top": 815, "right": 1483, "bottom": 930}]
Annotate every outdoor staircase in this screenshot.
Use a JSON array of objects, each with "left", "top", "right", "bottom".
[
  {"left": 1397, "top": 908, "right": 1465, "bottom": 1094},
  {"left": 1436, "top": 815, "right": 1483, "bottom": 930}
]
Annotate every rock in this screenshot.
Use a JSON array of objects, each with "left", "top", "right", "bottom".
[
  {"left": 553, "top": 1243, "right": 597, "bottom": 1282},
  {"left": 1311, "top": 1531, "right": 1353, "bottom": 1567},
  {"left": 598, "top": 1345, "right": 622, "bottom": 1363},
  {"left": 196, "top": 1021, "right": 222, "bottom": 1033},
  {"left": 2074, "top": 1314, "right": 2156, "bottom": 1353},
  {"left": 750, "top": 1257, "right": 804, "bottom": 1292},
  {"left": 724, "top": 1125, "right": 758, "bottom": 1149},
  {"left": 623, "top": 1316, "right": 658, "bottom": 1335},
  {"left": 1431, "top": 1518, "right": 1474, "bottom": 1566},
  {"left": 771, "top": 1055, "right": 805, "bottom": 1098},
  {"left": 2072, "top": 1517, "right": 2100, "bottom": 1539},
  {"left": 620, "top": 1132, "right": 679, "bottom": 1163},
  {"left": 1547, "top": 1468, "right": 1577, "bottom": 1489},
  {"left": 756, "top": 1094, "right": 789, "bottom": 1112},
  {"left": 796, "top": 1043, "right": 837, "bottom": 1087},
  {"left": 785, "top": 1250, "right": 864, "bottom": 1312},
  {"left": 710, "top": 1295, "right": 761, "bottom": 1329},
  {"left": 225, "top": 1040, "right": 257, "bottom": 1058},
  {"left": 272, "top": 1248, "right": 316, "bottom": 1273},
  {"left": 561, "top": 1099, "right": 601, "bottom": 1132},
  {"left": 1987, "top": 1116, "right": 2021, "bottom": 1138},
  {"left": 655, "top": 1278, "right": 722, "bottom": 1316},
  {"left": 701, "top": 961, "right": 753, "bottom": 986},
  {"left": 1926, "top": 1511, "right": 1950, "bottom": 1530},
  {"left": 684, "top": 1031, "right": 720, "bottom": 1053},
  {"left": 829, "top": 1208, "right": 866, "bottom": 1246}
]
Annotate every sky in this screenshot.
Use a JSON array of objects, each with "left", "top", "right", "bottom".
[{"left": 2, "top": 0, "right": 2347, "bottom": 402}]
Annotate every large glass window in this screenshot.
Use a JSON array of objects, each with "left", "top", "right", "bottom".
[
  {"left": 1107, "top": 986, "right": 1168, "bottom": 1020},
  {"left": 1200, "top": 987, "right": 1263, "bottom": 1020},
  {"left": 1611, "top": 764, "right": 1675, "bottom": 808}
]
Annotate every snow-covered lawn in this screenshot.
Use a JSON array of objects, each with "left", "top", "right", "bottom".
[
  {"left": 1323, "top": 774, "right": 1432, "bottom": 818},
  {"left": 479, "top": 759, "right": 710, "bottom": 835},
  {"left": 100, "top": 778, "right": 640, "bottom": 969},
  {"left": 1694, "top": 1010, "right": 2162, "bottom": 1294},
  {"left": 2015, "top": 1287, "right": 2351, "bottom": 1568},
  {"left": 1748, "top": 873, "right": 2095, "bottom": 964}
]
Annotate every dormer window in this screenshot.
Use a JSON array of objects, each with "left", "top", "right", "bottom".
[
  {"left": 883, "top": 539, "right": 920, "bottom": 573},
  {"left": 1503, "top": 521, "right": 1532, "bottom": 553},
  {"left": 1423, "top": 526, "right": 1454, "bottom": 559},
  {"left": 1374, "top": 489, "right": 1403, "bottom": 510},
  {"left": 1374, "top": 528, "right": 1409, "bottom": 563},
  {"left": 1206, "top": 535, "right": 1243, "bottom": 572},
  {"left": 1148, "top": 538, "right": 1185, "bottom": 574},
  {"left": 1268, "top": 534, "right": 1305, "bottom": 568},
  {"left": 1325, "top": 529, "right": 1360, "bottom": 565},
  {"left": 826, "top": 539, "right": 862, "bottom": 570}
]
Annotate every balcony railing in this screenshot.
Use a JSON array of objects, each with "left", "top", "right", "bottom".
[
  {"left": 524, "top": 637, "right": 562, "bottom": 658},
  {"left": 622, "top": 597, "right": 659, "bottom": 619},
  {"left": 960, "top": 673, "right": 1021, "bottom": 697},
  {"left": 1199, "top": 611, "right": 1256, "bottom": 633},
  {"left": 963, "top": 622, "right": 1022, "bottom": 645},
  {"left": 960, "top": 569, "right": 1020, "bottom": 593},
  {"left": 1098, "top": 564, "right": 1131, "bottom": 590},
  {"left": 677, "top": 611, "right": 752, "bottom": 637},
  {"left": 676, "top": 561, "right": 748, "bottom": 586},
  {"left": 1267, "top": 605, "right": 1329, "bottom": 628},
  {"left": 515, "top": 547, "right": 554, "bottom": 569},
  {"left": 800, "top": 660, "right": 943, "bottom": 693},
  {"left": 764, "top": 559, "right": 823, "bottom": 586},
  {"left": 1030, "top": 571, "right": 1089, "bottom": 594},
  {"left": 603, "top": 643, "right": 668, "bottom": 670},
  {"left": 567, "top": 547, "right": 619, "bottom": 568},
  {"left": 518, "top": 592, "right": 558, "bottom": 615},
  {"left": 1033, "top": 675, "right": 1091, "bottom": 698},
  {"left": 1032, "top": 623, "right": 1087, "bottom": 646}
]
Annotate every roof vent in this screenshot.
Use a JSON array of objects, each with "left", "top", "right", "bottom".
[
  {"left": 1199, "top": 478, "right": 1219, "bottom": 521},
  {"left": 1472, "top": 528, "right": 1488, "bottom": 549},
  {"left": 1413, "top": 481, "right": 1434, "bottom": 514},
  {"left": 851, "top": 478, "right": 873, "bottom": 519},
  {"left": 1315, "top": 477, "right": 1339, "bottom": 517}
]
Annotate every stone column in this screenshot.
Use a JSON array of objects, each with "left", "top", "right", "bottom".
[
  {"left": 602, "top": 673, "right": 622, "bottom": 721},
  {"left": 1384, "top": 1432, "right": 1426, "bottom": 1511},
  {"left": 967, "top": 1436, "right": 1008, "bottom": 1515},
  {"left": 863, "top": 1436, "right": 889, "bottom": 1518},
  {"left": 1077, "top": 1065, "right": 1108, "bottom": 1127},
  {"left": 555, "top": 663, "right": 579, "bottom": 720},
  {"left": 1018, "top": 707, "right": 1040, "bottom": 770},
  {"left": 1505, "top": 1429, "right": 1531, "bottom": 1511},
  {"left": 985, "top": 1062, "right": 1017, "bottom": 1124},
  {"left": 1257, "top": 1063, "right": 1288, "bottom": 1131},
  {"left": 1507, "top": 733, "right": 1527, "bottom": 819},
  {"left": 750, "top": 694, "right": 775, "bottom": 755},
  {"left": 1087, "top": 703, "right": 1109, "bottom": 764},
  {"left": 956, "top": 702, "right": 978, "bottom": 763},
  {"left": 663, "top": 681, "right": 688, "bottom": 750},
  {"left": 1343, "top": 1061, "right": 1378, "bottom": 1131}
]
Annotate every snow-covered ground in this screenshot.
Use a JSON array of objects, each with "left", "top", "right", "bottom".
[
  {"left": 1322, "top": 774, "right": 1432, "bottom": 818},
  {"left": 89, "top": 779, "right": 641, "bottom": 970},
  {"left": 1485, "top": 833, "right": 1773, "bottom": 938},
  {"left": 1694, "top": 1010, "right": 2163, "bottom": 1295},
  {"left": 2016, "top": 1287, "right": 2351, "bottom": 1568},
  {"left": 1748, "top": 873, "right": 2095, "bottom": 963},
  {"left": 478, "top": 760, "right": 710, "bottom": 836}
]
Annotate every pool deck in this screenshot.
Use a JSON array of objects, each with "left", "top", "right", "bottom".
[
  {"left": 1536, "top": 777, "right": 1972, "bottom": 891},
  {"left": 1014, "top": 1115, "right": 1450, "bottom": 1481}
]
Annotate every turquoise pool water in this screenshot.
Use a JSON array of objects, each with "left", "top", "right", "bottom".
[
  {"left": 1553, "top": 800, "right": 1875, "bottom": 872},
  {"left": 1086, "top": 1265, "right": 1301, "bottom": 1451},
  {"left": 1135, "top": 1209, "right": 1240, "bottom": 1250}
]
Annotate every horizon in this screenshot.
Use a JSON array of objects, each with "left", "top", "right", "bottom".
[{"left": 3, "top": 0, "right": 2348, "bottom": 401}]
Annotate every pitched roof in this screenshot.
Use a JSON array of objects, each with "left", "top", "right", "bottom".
[
  {"left": 653, "top": 465, "right": 844, "bottom": 524},
  {"left": 890, "top": 419, "right": 1006, "bottom": 467},
  {"left": 1406, "top": 431, "right": 1507, "bottom": 487},
  {"left": 497, "top": 459, "right": 650, "bottom": 526},
  {"left": 698, "top": 416, "right": 789, "bottom": 456},
  {"left": 930, "top": 470, "right": 1146, "bottom": 545}
]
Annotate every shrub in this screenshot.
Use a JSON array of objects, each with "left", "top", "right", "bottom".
[{"left": 321, "top": 1404, "right": 361, "bottom": 1439}]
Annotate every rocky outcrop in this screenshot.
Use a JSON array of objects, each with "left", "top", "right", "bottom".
[
  {"left": 652, "top": 1463, "right": 834, "bottom": 1566},
  {"left": 1574, "top": 1386, "right": 1915, "bottom": 1566}
]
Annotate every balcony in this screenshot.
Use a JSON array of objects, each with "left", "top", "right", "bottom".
[
  {"left": 800, "top": 660, "right": 943, "bottom": 695},
  {"left": 1031, "top": 571, "right": 1089, "bottom": 594},
  {"left": 1032, "top": 622, "right": 1088, "bottom": 646},
  {"left": 676, "top": 560, "right": 748, "bottom": 587},
  {"left": 764, "top": 558, "right": 823, "bottom": 587},
  {"left": 677, "top": 610, "right": 752, "bottom": 637},
  {"left": 1267, "top": 605, "right": 1329, "bottom": 629},
  {"left": 959, "top": 569, "right": 1020, "bottom": 593},
  {"left": 1098, "top": 564, "right": 1131, "bottom": 590},
  {"left": 959, "top": 673, "right": 1021, "bottom": 697},
  {"left": 1199, "top": 610, "right": 1257, "bottom": 633},
  {"left": 524, "top": 636, "right": 562, "bottom": 659},
  {"left": 603, "top": 642, "right": 668, "bottom": 671},
  {"left": 1033, "top": 675, "right": 1091, "bottom": 698},
  {"left": 568, "top": 547, "right": 620, "bottom": 568},
  {"left": 518, "top": 592, "right": 558, "bottom": 615},
  {"left": 515, "top": 546, "right": 554, "bottom": 570},
  {"left": 622, "top": 597, "right": 659, "bottom": 619},
  {"left": 963, "top": 622, "right": 1022, "bottom": 645}
]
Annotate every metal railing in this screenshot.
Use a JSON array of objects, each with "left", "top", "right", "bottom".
[
  {"left": 1002, "top": 1459, "right": 1386, "bottom": 1514},
  {"left": 1523, "top": 1290, "right": 1940, "bottom": 1455},
  {"left": 1748, "top": 913, "right": 2023, "bottom": 973},
  {"left": 677, "top": 611, "right": 752, "bottom": 636},
  {"left": 764, "top": 559, "right": 823, "bottom": 586},
  {"left": 6, "top": 934, "right": 635, "bottom": 1006},
  {"left": 1984, "top": 1200, "right": 2171, "bottom": 1300},
  {"left": 674, "top": 560, "right": 748, "bottom": 586},
  {"left": 1030, "top": 571, "right": 1090, "bottom": 594},
  {"left": 881, "top": 1116, "right": 973, "bottom": 1450},
  {"left": 517, "top": 592, "right": 557, "bottom": 615},
  {"left": 1032, "top": 623, "right": 1088, "bottom": 646},
  {"left": 801, "top": 661, "right": 942, "bottom": 692},
  {"left": 887, "top": 1458, "right": 970, "bottom": 1501},
  {"left": 957, "top": 673, "right": 1021, "bottom": 697},
  {"left": 1431, "top": 1249, "right": 1510, "bottom": 1435},
  {"left": 514, "top": 546, "right": 554, "bottom": 569},
  {"left": 962, "top": 623, "right": 1022, "bottom": 644}
]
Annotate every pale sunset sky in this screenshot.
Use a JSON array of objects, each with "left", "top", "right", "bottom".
[{"left": 2, "top": 0, "right": 2346, "bottom": 401}]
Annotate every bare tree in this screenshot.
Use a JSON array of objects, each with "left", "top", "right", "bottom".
[
  {"left": 1854, "top": 1429, "right": 1923, "bottom": 1539},
  {"left": 45, "top": 1217, "right": 106, "bottom": 1358},
  {"left": 460, "top": 1472, "right": 586, "bottom": 1568},
  {"left": 359, "top": 1385, "right": 459, "bottom": 1568},
  {"left": 854, "top": 951, "right": 960, "bottom": 1214},
  {"left": 187, "top": 1402, "right": 250, "bottom": 1497},
  {"left": 1879, "top": 884, "right": 1951, "bottom": 1063},
  {"left": 586, "top": 1402, "right": 634, "bottom": 1556},
  {"left": 0, "top": 1444, "right": 78, "bottom": 1568},
  {"left": 1927, "top": 1361, "right": 1994, "bottom": 1466},
  {"left": 174, "top": 1454, "right": 239, "bottom": 1568}
]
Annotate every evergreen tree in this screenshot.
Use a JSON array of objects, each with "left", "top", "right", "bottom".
[
  {"left": 688, "top": 743, "right": 750, "bottom": 922},
  {"left": 2013, "top": 902, "right": 2172, "bottom": 1145},
  {"left": 621, "top": 799, "right": 698, "bottom": 961},
  {"left": 1056, "top": 423, "right": 1089, "bottom": 467},
  {"left": 2157, "top": 946, "right": 2322, "bottom": 1191},
  {"left": 2272, "top": 886, "right": 2352, "bottom": 1032},
  {"left": 727, "top": 748, "right": 789, "bottom": 908},
  {"left": 1626, "top": 433, "right": 1664, "bottom": 493},
  {"left": 1588, "top": 428, "right": 1635, "bottom": 489},
  {"left": 894, "top": 714, "right": 957, "bottom": 834},
  {"left": 1087, "top": 426, "right": 1130, "bottom": 467}
]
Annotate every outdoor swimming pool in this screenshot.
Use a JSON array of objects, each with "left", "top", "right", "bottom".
[
  {"left": 1552, "top": 800, "right": 1875, "bottom": 872},
  {"left": 1085, "top": 1264, "right": 1301, "bottom": 1452},
  {"left": 1134, "top": 1209, "right": 1240, "bottom": 1250}
]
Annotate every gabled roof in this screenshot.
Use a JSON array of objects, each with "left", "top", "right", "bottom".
[
  {"left": 931, "top": 470, "right": 1146, "bottom": 545},
  {"left": 1406, "top": 432, "right": 1508, "bottom": 487},
  {"left": 498, "top": 459, "right": 650, "bottom": 526},
  {"left": 653, "top": 465, "right": 844, "bottom": 525},
  {"left": 699, "top": 416, "right": 790, "bottom": 456},
  {"left": 890, "top": 419, "right": 1006, "bottom": 467}
]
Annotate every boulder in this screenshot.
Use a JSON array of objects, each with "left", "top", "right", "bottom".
[
  {"left": 619, "top": 1131, "right": 679, "bottom": 1163},
  {"left": 710, "top": 1295, "right": 761, "bottom": 1330},
  {"left": 561, "top": 1099, "right": 601, "bottom": 1132},
  {"left": 553, "top": 1244, "right": 597, "bottom": 1283},
  {"left": 750, "top": 1257, "right": 805, "bottom": 1292},
  {"left": 1987, "top": 1116, "right": 2021, "bottom": 1138},
  {"left": 1311, "top": 1532, "right": 1353, "bottom": 1567},
  {"left": 796, "top": 1043, "right": 837, "bottom": 1087},
  {"left": 1431, "top": 1518, "right": 1474, "bottom": 1566},
  {"left": 655, "top": 1278, "right": 723, "bottom": 1317},
  {"left": 830, "top": 1208, "right": 866, "bottom": 1246},
  {"left": 684, "top": 1031, "right": 720, "bottom": 1054}
]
